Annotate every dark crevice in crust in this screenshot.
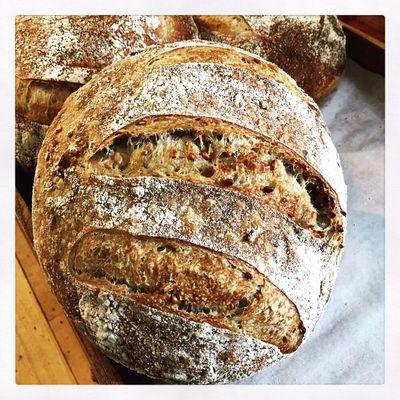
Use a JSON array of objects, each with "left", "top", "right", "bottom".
[
  {"left": 69, "top": 230, "right": 305, "bottom": 353},
  {"left": 87, "top": 128, "right": 342, "bottom": 238}
]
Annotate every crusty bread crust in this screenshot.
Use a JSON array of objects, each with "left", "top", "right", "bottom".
[
  {"left": 15, "top": 16, "right": 199, "bottom": 170},
  {"left": 16, "top": 16, "right": 199, "bottom": 84},
  {"left": 72, "top": 231, "right": 304, "bottom": 353},
  {"left": 77, "top": 289, "right": 284, "bottom": 383},
  {"left": 33, "top": 41, "right": 346, "bottom": 383},
  {"left": 16, "top": 77, "right": 80, "bottom": 126},
  {"left": 46, "top": 174, "right": 339, "bottom": 332},
  {"left": 37, "top": 41, "right": 346, "bottom": 210},
  {"left": 89, "top": 116, "right": 343, "bottom": 236},
  {"left": 193, "top": 16, "right": 346, "bottom": 102}
]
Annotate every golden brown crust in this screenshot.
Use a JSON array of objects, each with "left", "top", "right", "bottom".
[
  {"left": 37, "top": 42, "right": 346, "bottom": 211},
  {"left": 163, "top": 16, "right": 200, "bottom": 42},
  {"left": 72, "top": 231, "right": 304, "bottom": 353},
  {"left": 32, "top": 41, "right": 346, "bottom": 383},
  {"left": 193, "top": 15, "right": 346, "bottom": 101},
  {"left": 16, "top": 77, "right": 80, "bottom": 125}
]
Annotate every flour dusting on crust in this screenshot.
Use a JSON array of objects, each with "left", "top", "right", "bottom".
[
  {"left": 194, "top": 16, "right": 346, "bottom": 100},
  {"left": 32, "top": 41, "right": 347, "bottom": 384},
  {"left": 16, "top": 16, "right": 199, "bottom": 83},
  {"left": 78, "top": 289, "right": 283, "bottom": 383},
  {"left": 244, "top": 16, "right": 345, "bottom": 67},
  {"left": 42, "top": 42, "right": 346, "bottom": 209}
]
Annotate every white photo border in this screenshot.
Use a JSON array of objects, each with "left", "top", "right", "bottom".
[{"left": 1, "top": 0, "right": 399, "bottom": 399}]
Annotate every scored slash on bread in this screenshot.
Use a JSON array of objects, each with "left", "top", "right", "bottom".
[{"left": 33, "top": 41, "right": 347, "bottom": 383}]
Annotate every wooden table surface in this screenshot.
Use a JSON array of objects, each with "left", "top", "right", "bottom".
[{"left": 16, "top": 208, "right": 96, "bottom": 384}]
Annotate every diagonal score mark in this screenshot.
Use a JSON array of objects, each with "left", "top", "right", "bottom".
[{"left": 57, "top": 173, "right": 338, "bottom": 334}]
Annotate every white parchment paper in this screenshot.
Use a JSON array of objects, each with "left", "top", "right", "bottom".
[{"left": 240, "top": 59, "right": 385, "bottom": 384}]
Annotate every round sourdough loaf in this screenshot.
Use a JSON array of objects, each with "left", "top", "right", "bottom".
[
  {"left": 193, "top": 16, "right": 346, "bottom": 101},
  {"left": 32, "top": 41, "right": 347, "bottom": 384},
  {"left": 15, "top": 15, "right": 199, "bottom": 170}
]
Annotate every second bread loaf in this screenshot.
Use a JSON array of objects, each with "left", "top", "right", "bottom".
[
  {"left": 193, "top": 16, "right": 346, "bottom": 101},
  {"left": 15, "top": 15, "right": 199, "bottom": 170}
]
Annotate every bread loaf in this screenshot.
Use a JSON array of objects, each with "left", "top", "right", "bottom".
[
  {"left": 32, "top": 41, "right": 347, "bottom": 384},
  {"left": 15, "top": 15, "right": 199, "bottom": 170},
  {"left": 193, "top": 16, "right": 346, "bottom": 101}
]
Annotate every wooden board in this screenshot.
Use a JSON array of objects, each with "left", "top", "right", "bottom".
[
  {"left": 16, "top": 258, "right": 77, "bottom": 384},
  {"left": 339, "top": 16, "right": 385, "bottom": 76}
]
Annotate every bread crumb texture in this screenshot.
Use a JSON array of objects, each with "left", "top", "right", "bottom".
[
  {"left": 73, "top": 231, "right": 304, "bottom": 353},
  {"left": 90, "top": 128, "right": 341, "bottom": 236}
]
